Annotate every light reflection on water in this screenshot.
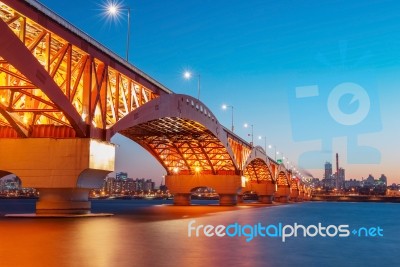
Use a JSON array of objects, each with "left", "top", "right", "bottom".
[{"left": 0, "top": 200, "right": 399, "bottom": 267}]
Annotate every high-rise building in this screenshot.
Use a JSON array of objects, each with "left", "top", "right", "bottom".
[
  {"left": 104, "top": 177, "right": 115, "bottom": 194},
  {"left": 324, "top": 162, "right": 332, "bottom": 179},
  {"left": 116, "top": 172, "right": 128, "bottom": 180}
]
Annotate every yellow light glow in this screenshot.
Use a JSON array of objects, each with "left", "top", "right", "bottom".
[
  {"left": 241, "top": 176, "right": 247, "bottom": 187},
  {"left": 194, "top": 166, "right": 201, "bottom": 173},
  {"left": 89, "top": 140, "right": 115, "bottom": 171},
  {"left": 173, "top": 167, "right": 179, "bottom": 173}
]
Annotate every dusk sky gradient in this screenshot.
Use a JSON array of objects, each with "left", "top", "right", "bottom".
[{"left": 39, "top": 0, "right": 400, "bottom": 185}]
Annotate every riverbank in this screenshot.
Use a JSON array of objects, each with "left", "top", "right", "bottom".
[{"left": 312, "top": 195, "right": 400, "bottom": 202}]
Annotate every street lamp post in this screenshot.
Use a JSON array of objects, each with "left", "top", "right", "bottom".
[
  {"left": 268, "top": 144, "right": 277, "bottom": 161},
  {"left": 107, "top": 4, "right": 131, "bottom": 62},
  {"left": 222, "top": 104, "right": 234, "bottom": 132},
  {"left": 244, "top": 123, "right": 254, "bottom": 146},
  {"left": 258, "top": 136, "right": 267, "bottom": 153},
  {"left": 184, "top": 71, "right": 201, "bottom": 100}
]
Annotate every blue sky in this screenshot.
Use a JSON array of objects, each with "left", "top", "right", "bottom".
[{"left": 39, "top": 0, "right": 400, "bottom": 184}]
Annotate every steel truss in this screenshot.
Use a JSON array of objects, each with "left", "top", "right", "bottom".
[{"left": 0, "top": 1, "right": 168, "bottom": 138}]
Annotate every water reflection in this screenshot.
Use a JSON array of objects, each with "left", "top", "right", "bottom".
[{"left": 0, "top": 201, "right": 399, "bottom": 267}]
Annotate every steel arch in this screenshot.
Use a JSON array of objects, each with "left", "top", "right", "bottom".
[{"left": 108, "top": 94, "right": 240, "bottom": 175}]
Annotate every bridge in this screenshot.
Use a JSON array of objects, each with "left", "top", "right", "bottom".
[{"left": 0, "top": 0, "right": 311, "bottom": 214}]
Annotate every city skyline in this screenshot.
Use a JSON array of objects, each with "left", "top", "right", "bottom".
[{"left": 37, "top": 0, "right": 400, "bottom": 185}]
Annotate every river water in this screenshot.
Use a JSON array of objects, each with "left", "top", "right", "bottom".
[{"left": 0, "top": 200, "right": 399, "bottom": 267}]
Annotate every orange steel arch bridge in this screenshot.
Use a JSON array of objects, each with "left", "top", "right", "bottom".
[{"left": 0, "top": 0, "right": 311, "bottom": 214}]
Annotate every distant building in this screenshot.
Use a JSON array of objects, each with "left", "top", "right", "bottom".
[
  {"left": 322, "top": 177, "right": 336, "bottom": 189},
  {"left": 0, "top": 176, "right": 21, "bottom": 192},
  {"left": 345, "top": 179, "right": 361, "bottom": 189},
  {"left": 324, "top": 162, "right": 332, "bottom": 179},
  {"left": 378, "top": 174, "right": 387, "bottom": 186},
  {"left": 337, "top": 167, "right": 345, "bottom": 189},
  {"left": 104, "top": 177, "right": 115, "bottom": 194},
  {"left": 143, "top": 179, "right": 155, "bottom": 192},
  {"left": 116, "top": 172, "right": 128, "bottom": 180},
  {"left": 364, "top": 174, "right": 375, "bottom": 187},
  {"left": 103, "top": 176, "right": 156, "bottom": 194}
]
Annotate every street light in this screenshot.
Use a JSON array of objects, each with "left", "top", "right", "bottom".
[
  {"left": 107, "top": 3, "right": 131, "bottom": 62},
  {"left": 183, "top": 71, "right": 201, "bottom": 100},
  {"left": 268, "top": 144, "right": 277, "bottom": 161},
  {"left": 222, "top": 104, "right": 234, "bottom": 132},
  {"left": 244, "top": 123, "right": 254, "bottom": 146},
  {"left": 258, "top": 136, "right": 267, "bottom": 153}
]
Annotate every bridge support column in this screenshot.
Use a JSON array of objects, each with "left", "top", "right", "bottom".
[
  {"left": 166, "top": 174, "right": 242, "bottom": 206},
  {"left": 258, "top": 195, "right": 273, "bottom": 204},
  {"left": 219, "top": 194, "right": 237, "bottom": 206},
  {"left": 173, "top": 193, "right": 191, "bottom": 206},
  {"left": 290, "top": 189, "right": 300, "bottom": 202},
  {"left": 251, "top": 182, "right": 276, "bottom": 204},
  {"left": 275, "top": 186, "right": 291, "bottom": 203},
  {"left": 36, "top": 188, "right": 91, "bottom": 214},
  {"left": 0, "top": 138, "right": 114, "bottom": 215},
  {"left": 237, "top": 194, "right": 244, "bottom": 203},
  {"left": 277, "top": 196, "right": 289, "bottom": 203}
]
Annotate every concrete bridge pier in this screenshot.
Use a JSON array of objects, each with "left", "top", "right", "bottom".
[
  {"left": 290, "top": 189, "right": 300, "bottom": 202},
  {"left": 0, "top": 138, "right": 114, "bottom": 215},
  {"left": 166, "top": 174, "right": 242, "bottom": 206},
  {"left": 36, "top": 188, "right": 91, "bottom": 214},
  {"left": 173, "top": 193, "right": 191, "bottom": 206},
  {"left": 251, "top": 183, "right": 276, "bottom": 204},
  {"left": 297, "top": 191, "right": 305, "bottom": 202},
  {"left": 219, "top": 194, "right": 237, "bottom": 206},
  {"left": 258, "top": 195, "right": 274, "bottom": 204},
  {"left": 275, "top": 186, "right": 291, "bottom": 203},
  {"left": 237, "top": 194, "right": 244, "bottom": 203}
]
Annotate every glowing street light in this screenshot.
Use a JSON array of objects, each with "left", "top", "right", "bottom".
[
  {"left": 183, "top": 71, "right": 201, "bottom": 100},
  {"left": 222, "top": 104, "right": 234, "bottom": 132},
  {"left": 183, "top": 71, "right": 191, "bottom": 79},
  {"left": 106, "top": 3, "right": 131, "bottom": 62}
]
